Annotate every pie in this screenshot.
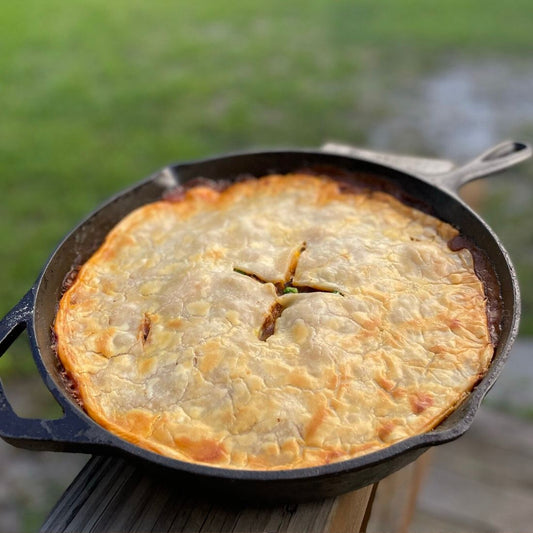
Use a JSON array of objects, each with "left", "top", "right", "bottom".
[{"left": 54, "top": 173, "right": 495, "bottom": 470}]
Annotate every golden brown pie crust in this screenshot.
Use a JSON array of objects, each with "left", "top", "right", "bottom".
[{"left": 54, "top": 173, "right": 494, "bottom": 470}]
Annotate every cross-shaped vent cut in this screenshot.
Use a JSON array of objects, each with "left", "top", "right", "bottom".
[{"left": 233, "top": 242, "right": 343, "bottom": 340}]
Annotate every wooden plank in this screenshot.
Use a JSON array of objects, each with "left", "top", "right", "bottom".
[
  {"left": 323, "top": 486, "right": 374, "bottom": 533},
  {"left": 366, "top": 452, "right": 432, "bottom": 533},
  {"left": 40, "top": 456, "right": 375, "bottom": 533},
  {"left": 41, "top": 456, "right": 127, "bottom": 531}
]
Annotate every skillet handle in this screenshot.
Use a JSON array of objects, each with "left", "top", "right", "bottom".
[
  {"left": 321, "top": 140, "right": 531, "bottom": 195},
  {"left": 0, "top": 291, "right": 105, "bottom": 453},
  {"left": 427, "top": 140, "right": 532, "bottom": 194},
  {"left": 321, "top": 142, "right": 456, "bottom": 176}
]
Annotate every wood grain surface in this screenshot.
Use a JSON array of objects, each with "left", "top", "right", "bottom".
[{"left": 40, "top": 456, "right": 376, "bottom": 533}]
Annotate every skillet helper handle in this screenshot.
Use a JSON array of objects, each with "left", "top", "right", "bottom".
[
  {"left": 0, "top": 289, "right": 34, "bottom": 364},
  {"left": 0, "top": 291, "right": 98, "bottom": 452}
]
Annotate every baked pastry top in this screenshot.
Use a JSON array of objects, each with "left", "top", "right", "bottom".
[{"left": 54, "top": 173, "right": 494, "bottom": 470}]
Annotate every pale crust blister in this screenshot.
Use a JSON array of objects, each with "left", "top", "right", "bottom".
[{"left": 54, "top": 174, "right": 494, "bottom": 470}]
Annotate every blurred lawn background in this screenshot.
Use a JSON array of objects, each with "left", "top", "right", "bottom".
[{"left": 1, "top": 0, "right": 532, "bottom": 376}]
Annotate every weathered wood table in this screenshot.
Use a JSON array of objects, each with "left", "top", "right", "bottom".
[{"left": 40, "top": 453, "right": 430, "bottom": 533}]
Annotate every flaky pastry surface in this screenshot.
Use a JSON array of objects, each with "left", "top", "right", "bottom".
[{"left": 54, "top": 174, "right": 493, "bottom": 469}]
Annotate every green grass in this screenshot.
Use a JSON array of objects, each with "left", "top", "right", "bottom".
[{"left": 1, "top": 0, "right": 532, "bottom": 375}]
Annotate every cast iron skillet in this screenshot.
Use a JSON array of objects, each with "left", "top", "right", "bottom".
[{"left": 0, "top": 140, "right": 530, "bottom": 502}]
